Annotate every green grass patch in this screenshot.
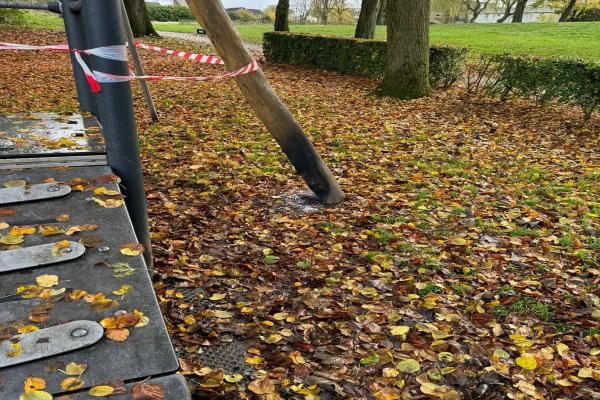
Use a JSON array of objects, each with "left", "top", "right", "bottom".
[{"left": 155, "top": 21, "right": 600, "bottom": 60}]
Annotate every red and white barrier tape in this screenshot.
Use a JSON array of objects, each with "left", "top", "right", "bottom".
[
  {"left": 134, "top": 42, "right": 224, "bottom": 65},
  {"left": 0, "top": 41, "right": 258, "bottom": 92},
  {"left": 93, "top": 60, "right": 260, "bottom": 83}
]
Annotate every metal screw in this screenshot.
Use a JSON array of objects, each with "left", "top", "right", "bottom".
[
  {"left": 85, "top": 197, "right": 95, "bottom": 202},
  {"left": 47, "top": 185, "right": 61, "bottom": 192},
  {"left": 98, "top": 246, "right": 110, "bottom": 252},
  {"left": 71, "top": 328, "right": 88, "bottom": 338},
  {"left": 24, "top": 190, "right": 31, "bottom": 195},
  {"left": 58, "top": 247, "right": 72, "bottom": 254}
]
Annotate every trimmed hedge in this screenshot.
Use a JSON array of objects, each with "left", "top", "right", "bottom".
[
  {"left": 147, "top": 5, "right": 193, "bottom": 22},
  {"left": 492, "top": 55, "right": 600, "bottom": 119},
  {"left": 263, "top": 32, "right": 468, "bottom": 88}
]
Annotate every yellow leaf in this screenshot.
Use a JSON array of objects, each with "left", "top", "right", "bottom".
[
  {"left": 289, "top": 351, "right": 306, "bottom": 365},
  {"left": 248, "top": 378, "right": 275, "bottom": 395},
  {"left": 578, "top": 367, "right": 593, "bottom": 378},
  {"left": 4, "top": 179, "right": 26, "bottom": 188},
  {"left": 112, "top": 285, "right": 132, "bottom": 296},
  {"left": 213, "top": 310, "right": 233, "bottom": 319},
  {"left": 263, "top": 333, "right": 283, "bottom": 344},
  {"left": 65, "top": 224, "right": 97, "bottom": 236},
  {"left": 556, "top": 379, "right": 573, "bottom": 387},
  {"left": 61, "top": 377, "right": 84, "bottom": 391},
  {"left": 133, "top": 310, "right": 149, "bottom": 328},
  {"left": 93, "top": 198, "right": 123, "bottom": 208},
  {"left": 224, "top": 374, "right": 243, "bottom": 383},
  {"left": 24, "top": 376, "right": 46, "bottom": 393},
  {"left": 245, "top": 356, "right": 262, "bottom": 365},
  {"left": 51, "top": 240, "right": 72, "bottom": 257},
  {"left": 382, "top": 367, "right": 399, "bottom": 378},
  {"left": 7, "top": 343, "right": 23, "bottom": 357},
  {"left": 556, "top": 343, "right": 569, "bottom": 358},
  {"left": 330, "top": 243, "right": 343, "bottom": 252},
  {"left": 10, "top": 226, "right": 36, "bottom": 235},
  {"left": 273, "top": 312, "right": 288, "bottom": 320},
  {"left": 1, "top": 234, "right": 24, "bottom": 245},
  {"left": 89, "top": 385, "right": 115, "bottom": 396},
  {"left": 449, "top": 237, "right": 467, "bottom": 246},
  {"left": 0, "top": 222, "right": 8, "bottom": 229},
  {"left": 376, "top": 388, "right": 401, "bottom": 400},
  {"left": 390, "top": 325, "right": 410, "bottom": 337},
  {"left": 120, "top": 242, "right": 144, "bottom": 256},
  {"left": 420, "top": 382, "right": 441, "bottom": 395},
  {"left": 17, "top": 325, "right": 39, "bottom": 334},
  {"left": 93, "top": 186, "right": 120, "bottom": 196},
  {"left": 396, "top": 359, "right": 420, "bottom": 373},
  {"left": 38, "top": 226, "right": 65, "bottom": 236},
  {"left": 360, "top": 287, "right": 378, "bottom": 297},
  {"left": 64, "top": 362, "right": 87, "bottom": 376},
  {"left": 516, "top": 354, "right": 538, "bottom": 370},
  {"left": 35, "top": 275, "right": 58, "bottom": 288},
  {"left": 209, "top": 293, "right": 226, "bottom": 301},
  {"left": 19, "top": 391, "right": 53, "bottom": 400}
]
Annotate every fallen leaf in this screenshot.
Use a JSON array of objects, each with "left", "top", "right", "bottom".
[{"left": 131, "top": 383, "right": 165, "bottom": 400}]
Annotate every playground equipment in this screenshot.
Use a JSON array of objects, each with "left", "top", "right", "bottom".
[{"left": 0, "top": 1, "right": 190, "bottom": 398}]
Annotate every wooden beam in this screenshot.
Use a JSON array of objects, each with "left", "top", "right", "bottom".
[{"left": 185, "top": 0, "right": 345, "bottom": 204}]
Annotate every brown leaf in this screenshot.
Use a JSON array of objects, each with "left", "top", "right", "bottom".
[{"left": 131, "top": 383, "right": 166, "bottom": 400}]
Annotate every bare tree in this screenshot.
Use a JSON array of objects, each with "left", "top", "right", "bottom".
[
  {"left": 124, "top": 0, "right": 158, "bottom": 36},
  {"left": 313, "top": 0, "right": 333, "bottom": 23},
  {"left": 275, "top": 0, "right": 290, "bottom": 30},
  {"left": 497, "top": 0, "right": 517, "bottom": 21},
  {"left": 512, "top": 0, "right": 527, "bottom": 22},
  {"left": 355, "top": 0, "right": 379, "bottom": 38},
  {"left": 467, "top": 0, "right": 492, "bottom": 22},
  {"left": 376, "top": 0, "right": 386, "bottom": 23},
  {"left": 291, "top": 0, "right": 312, "bottom": 21},
  {"left": 379, "top": 0, "right": 431, "bottom": 99},
  {"left": 559, "top": 0, "right": 577, "bottom": 21}
]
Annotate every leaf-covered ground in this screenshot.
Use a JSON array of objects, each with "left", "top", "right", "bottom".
[{"left": 1, "top": 27, "right": 599, "bottom": 400}]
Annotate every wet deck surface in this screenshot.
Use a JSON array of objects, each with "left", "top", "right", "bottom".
[{"left": 0, "top": 113, "right": 189, "bottom": 399}]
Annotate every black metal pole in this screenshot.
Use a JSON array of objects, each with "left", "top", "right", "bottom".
[
  {"left": 80, "top": 0, "right": 153, "bottom": 269},
  {"left": 0, "top": 2, "right": 60, "bottom": 12},
  {"left": 61, "top": 0, "right": 98, "bottom": 116}
]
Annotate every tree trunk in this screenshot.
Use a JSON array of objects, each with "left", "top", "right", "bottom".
[
  {"left": 376, "top": 0, "right": 386, "bottom": 24},
  {"left": 123, "top": 0, "right": 158, "bottom": 36},
  {"left": 274, "top": 0, "right": 289, "bottom": 31},
  {"left": 379, "top": 0, "right": 431, "bottom": 99},
  {"left": 512, "top": 0, "right": 527, "bottom": 22},
  {"left": 355, "top": 0, "right": 379, "bottom": 38},
  {"left": 185, "top": 0, "right": 345, "bottom": 204},
  {"left": 559, "top": 0, "right": 577, "bottom": 22},
  {"left": 497, "top": 0, "right": 515, "bottom": 22}
]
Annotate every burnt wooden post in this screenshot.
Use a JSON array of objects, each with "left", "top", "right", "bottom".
[{"left": 186, "top": 0, "right": 345, "bottom": 205}]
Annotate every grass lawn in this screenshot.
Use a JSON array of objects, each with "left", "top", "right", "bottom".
[
  {"left": 9, "top": 11, "right": 600, "bottom": 60},
  {"left": 155, "top": 20, "right": 600, "bottom": 60}
]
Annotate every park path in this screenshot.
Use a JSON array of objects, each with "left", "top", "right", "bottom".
[{"left": 157, "top": 31, "right": 263, "bottom": 54}]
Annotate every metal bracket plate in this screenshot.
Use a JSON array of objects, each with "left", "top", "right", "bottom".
[
  {"left": 0, "top": 320, "right": 104, "bottom": 368},
  {"left": 0, "top": 241, "right": 86, "bottom": 273},
  {"left": 0, "top": 183, "right": 71, "bottom": 205}
]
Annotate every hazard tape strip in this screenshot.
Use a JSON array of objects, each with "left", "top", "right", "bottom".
[
  {"left": 93, "top": 60, "right": 259, "bottom": 83},
  {"left": 134, "top": 42, "right": 224, "bottom": 65},
  {"left": 0, "top": 41, "right": 258, "bottom": 92}
]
